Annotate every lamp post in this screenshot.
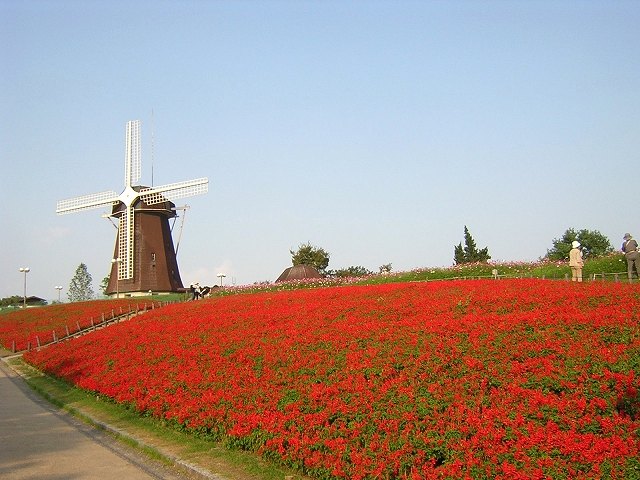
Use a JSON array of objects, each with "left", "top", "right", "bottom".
[
  {"left": 55, "top": 285, "right": 63, "bottom": 302},
  {"left": 111, "top": 258, "right": 121, "bottom": 298},
  {"left": 19, "top": 267, "right": 30, "bottom": 308},
  {"left": 217, "top": 273, "right": 226, "bottom": 287}
]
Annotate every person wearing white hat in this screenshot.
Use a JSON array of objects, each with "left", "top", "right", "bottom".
[
  {"left": 569, "top": 240, "right": 584, "bottom": 282},
  {"left": 621, "top": 233, "right": 640, "bottom": 283}
]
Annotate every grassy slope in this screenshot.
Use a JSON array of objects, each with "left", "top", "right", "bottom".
[{"left": 362, "top": 253, "right": 628, "bottom": 284}]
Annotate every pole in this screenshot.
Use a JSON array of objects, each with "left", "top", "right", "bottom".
[
  {"left": 111, "top": 258, "right": 121, "bottom": 298},
  {"left": 19, "top": 267, "right": 30, "bottom": 308}
]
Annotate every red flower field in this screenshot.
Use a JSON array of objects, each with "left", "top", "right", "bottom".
[
  {"left": 24, "top": 279, "right": 640, "bottom": 479},
  {"left": 0, "top": 299, "right": 159, "bottom": 351}
]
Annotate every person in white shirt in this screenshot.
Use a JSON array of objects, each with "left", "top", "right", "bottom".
[{"left": 569, "top": 240, "right": 584, "bottom": 282}]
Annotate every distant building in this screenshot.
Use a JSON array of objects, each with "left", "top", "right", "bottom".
[
  {"left": 276, "top": 264, "right": 323, "bottom": 282},
  {"left": 23, "top": 296, "right": 48, "bottom": 307}
]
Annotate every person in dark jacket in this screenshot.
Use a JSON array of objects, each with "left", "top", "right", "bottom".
[{"left": 622, "top": 233, "right": 640, "bottom": 283}]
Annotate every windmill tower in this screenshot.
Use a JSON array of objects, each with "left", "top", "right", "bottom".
[{"left": 56, "top": 120, "right": 208, "bottom": 296}]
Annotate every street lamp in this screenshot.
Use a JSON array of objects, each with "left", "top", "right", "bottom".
[
  {"left": 19, "top": 267, "right": 30, "bottom": 308},
  {"left": 55, "top": 285, "right": 63, "bottom": 302},
  {"left": 111, "top": 258, "right": 121, "bottom": 298},
  {"left": 217, "top": 273, "right": 226, "bottom": 287}
]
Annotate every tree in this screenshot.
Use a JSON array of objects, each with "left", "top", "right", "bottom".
[
  {"left": 454, "top": 243, "right": 466, "bottom": 265},
  {"left": 290, "top": 243, "right": 330, "bottom": 275},
  {"left": 330, "top": 266, "right": 373, "bottom": 278},
  {"left": 100, "top": 275, "right": 110, "bottom": 296},
  {"left": 546, "top": 228, "right": 613, "bottom": 261},
  {"left": 379, "top": 263, "right": 392, "bottom": 274},
  {"left": 68, "top": 263, "right": 95, "bottom": 302},
  {"left": 0, "top": 296, "right": 23, "bottom": 307},
  {"left": 454, "top": 226, "right": 491, "bottom": 264}
]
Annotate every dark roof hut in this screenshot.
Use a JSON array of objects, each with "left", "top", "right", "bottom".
[{"left": 276, "top": 264, "right": 323, "bottom": 283}]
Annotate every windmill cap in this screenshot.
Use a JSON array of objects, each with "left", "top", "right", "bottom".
[
  {"left": 623, "top": 233, "right": 632, "bottom": 240},
  {"left": 572, "top": 241, "right": 580, "bottom": 248}
]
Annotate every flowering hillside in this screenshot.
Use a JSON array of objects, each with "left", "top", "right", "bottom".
[
  {"left": 25, "top": 279, "right": 640, "bottom": 479},
  {"left": 0, "top": 299, "right": 159, "bottom": 351}
]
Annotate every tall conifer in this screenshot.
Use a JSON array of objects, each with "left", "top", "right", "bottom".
[
  {"left": 68, "top": 263, "right": 94, "bottom": 302},
  {"left": 454, "top": 226, "right": 491, "bottom": 264}
]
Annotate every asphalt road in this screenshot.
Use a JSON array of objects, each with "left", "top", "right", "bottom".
[{"left": 0, "top": 359, "right": 204, "bottom": 480}]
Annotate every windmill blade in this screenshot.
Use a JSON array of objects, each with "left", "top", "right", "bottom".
[
  {"left": 139, "top": 177, "right": 208, "bottom": 205},
  {"left": 117, "top": 205, "right": 135, "bottom": 280},
  {"left": 125, "top": 120, "right": 141, "bottom": 188},
  {"left": 56, "top": 191, "right": 119, "bottom": 215}
]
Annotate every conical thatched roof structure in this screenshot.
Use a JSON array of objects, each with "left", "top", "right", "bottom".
[{"left": 276, "top": 264, "right": 323, "bottom": 282}]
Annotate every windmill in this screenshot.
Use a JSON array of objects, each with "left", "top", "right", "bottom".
[{"left": 56, "top": 120, "right": 208, "bottom": 296}]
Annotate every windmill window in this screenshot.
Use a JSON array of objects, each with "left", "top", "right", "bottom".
[{"left": 151, "top": 253, "right": 156, "bottom": 261}]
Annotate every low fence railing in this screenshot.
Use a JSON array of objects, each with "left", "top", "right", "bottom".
[
  {"left": 415, "top": 271, "right": 631, "bottom": 282},
  {"left": 10, "top": 301, "right": 168, "bottom": 354}
]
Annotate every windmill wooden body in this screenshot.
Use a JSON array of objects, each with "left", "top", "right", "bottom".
[{"left": 56, "top": 120, "right": 208, "bottom": 296}]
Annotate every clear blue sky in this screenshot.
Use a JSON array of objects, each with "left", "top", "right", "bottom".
[{"left": 1, "top": 1, "right": 638, "bottom": 300}]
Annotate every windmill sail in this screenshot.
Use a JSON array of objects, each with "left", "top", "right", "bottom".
[
  {"left": 117, "top": 206, "right": 135, "bottom": 280},
  {"left": 56, "top": 190, "right": 119, "bottom": 215},
  {"left": 125, "top": 120, "right": 141, "bottom": 187},
  {"left": 140, "top": 178, "right": 209, "bottom": 205}
]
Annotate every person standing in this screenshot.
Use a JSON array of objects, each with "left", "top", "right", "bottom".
[
  {"left": 569, "top": 240, "right": 584, "bottom": 282},
  {"left": 622, "top": 233, "right": 640, "bottom": 283}
]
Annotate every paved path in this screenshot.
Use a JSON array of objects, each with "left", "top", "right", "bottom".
[{"left": 0, "top": 359, "right": 197, "bottom": 480}]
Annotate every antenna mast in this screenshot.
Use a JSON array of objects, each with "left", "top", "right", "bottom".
[{"left": 151, "top": 109, "right": 155, "bottom": 187}]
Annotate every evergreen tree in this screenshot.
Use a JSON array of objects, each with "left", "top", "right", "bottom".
[
  {"left": 454, "top": 226, "right": 491, "bottom": 264},
  {"left": 68, "top": 263, "right": 95, "bottom": 302}
]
